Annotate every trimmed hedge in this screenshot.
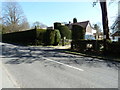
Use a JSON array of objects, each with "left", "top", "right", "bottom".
[
  {"left": 2, "top": 28, "right": 61, "bottom": 46},
  {"left": 54, "top": 22, "right": 61, "bottom": 30},
  {"left": 59, "top": 25, "right": 71, "bottom": 39},
  {"left": 54, "top": 23, "right": 71, "bottom": 39},
  {"left": 72, "top": 25, "right": 85, "bottom": 40},
  {"left": 2, "top": 29, "right": 36, "bottom": 45},
  {"left": 54, "top": 29, "right": 61, "bottom": 46},
  {"left": 46, "top": 29, "right": 55, "bottom": 45},
  {"left": 71, "top": 39, "right": 120, "bottom": 56},
  {"left": 73, "top": 18, "right": 77, "bottom": 23},
  {"left": 106, "top": 41, "right": 120, "bottom": 55},
  {"left": 71, "top": 40, "right": 103, "bottom": 52},
  {"left": 36, "top": 29, "right": 46, "bottom": 45},
  {"left": 44, "top": 29, "right": 61, "bottom": 46}
]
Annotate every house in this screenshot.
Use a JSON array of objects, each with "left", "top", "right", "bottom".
[
  {"left": 111, "top": 1, "right": 120, "bottom": 41},
  {"left": 47, "top": 26, "right": 54, "bottom": 30},
  {"left": 111, "top": 15, "right": 120, "bottom": 41},
  {"left": 66, "top": 20, "right": 96, "bottom": 40},
  {"left": 111, "top": 31, "right": 120, "bottom": 41}
]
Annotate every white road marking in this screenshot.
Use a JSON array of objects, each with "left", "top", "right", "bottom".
[{"left": 42, "top": 57, "right": 84, "bottom": 71}]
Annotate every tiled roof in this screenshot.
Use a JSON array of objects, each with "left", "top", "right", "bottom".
[
  {"left": 72, "top": 21, "right": 89, "bottom": 29},
  {"left": 66, "top": 20, "right": 95, "bottom": 30}
]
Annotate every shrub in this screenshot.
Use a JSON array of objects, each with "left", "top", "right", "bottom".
[
  {"left": 106, "top": 41, "right": 120, "bottom": 55},
  {"left": 2, "top": 29, "right": 36, "bottom": 45},
  {"left": 36, "top": 29, "right": 46, "bottom": 45},
  {"left": 59, "top": 25, "right": 71, "bottom": 39},
  {"left": 37, "top": 29, "right": 61, "bottom": 46},
  {"left": 71, "top": 40, "right": 103, "bottom": 52},
  {"left": 54, "top": 29, "right": 61, "bottom": 46},
  {"left": 54, "top": 22, "right": 61, "bottom": 30},
  {"left": 72, "top": 25, "right": 85, "bottom": 40},
  {"left": 44, "top": 29, "right": 55, "bottom": 45},
  {"left": 49, "top": 30, "right": 55, "bottom": 45},
  {"left": 73, "top": 18, "right": 77, "bottom": 23},
  {"left": 2, "top": 28, "right": 62, "bottom": 46}
]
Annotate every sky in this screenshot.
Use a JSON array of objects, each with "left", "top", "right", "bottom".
[
  {"left": 19, "top": 2, "right": 102, "bottom": 27},
  {"left": 1, "top": 1, "right": 119, "bottom": 30}
]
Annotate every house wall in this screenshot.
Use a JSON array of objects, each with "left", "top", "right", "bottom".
[
  {"left": 86, "top": 23, "right": 93, "bottom": 35},
  {"left": 85, "top": 23, "right": 96, "bottom": 40},
  {"left": 111, "top": 15, "right": 120, "bottom": 34},
  {"left": 92, "top": 29, "right": 96, "bottom": 34},
  {"left": 111, "top": 36, "right": 120, "bottom": 41}
]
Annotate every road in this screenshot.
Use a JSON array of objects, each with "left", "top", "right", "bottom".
[{"left": 1, "top": 42, "right": 119, "bottom": 88}]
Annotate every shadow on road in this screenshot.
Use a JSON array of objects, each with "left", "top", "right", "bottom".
[{"left": 1, "top": 44, "right": 120, "bottom": 69}]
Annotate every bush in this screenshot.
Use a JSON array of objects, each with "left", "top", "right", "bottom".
[
  {"left": 36, "top": 29, "right": 46, "bottom": 45},
  {"left": 44, "top": 29, "right": 55, "bottom": 45},
  {"left": 49, "top": 30, "right": 55, "bottom": 45},
  {"left": 2, "top": 29, "right": 36, "bottom": 45},
  {"left": 54, "top": 29, "right": 61, "bottom": 46},
  {"left": 72, "top": 25, "right": 85, "bottom": 40},
  {"left": 71, "top": 40, "right": 103, "bottom": 52},
  {"left": 2, "top": 28, "right": 61, "bottom": 46},
  {"left": 71, "top": 39, "right": 120, "bottom": 56},
  {"left": 59, "top": 25, "right": 71, "bottom": 39},
  {"left": 73, "top": 18, "right": 77, "bottom": 23},
  {"left": 106, "top": 41, "right": 120, "bottom": 55},
  {"left": 54, "top": 22, "right": 61, "bottom": 30}
]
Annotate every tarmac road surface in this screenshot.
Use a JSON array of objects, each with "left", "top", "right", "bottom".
[{"left": 1, "top": 42, "right": 119, "bottom": 88}]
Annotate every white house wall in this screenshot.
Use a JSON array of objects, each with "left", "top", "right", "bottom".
[
  {"left": 86, "top": 23, "right": 92, "bottom": 35},
  {"left": 111, "top": 36, "right": 120, "bottom": 41},
  {"left": 85, "top": 23, "right": 96, "bottom": 35},
  {"left": 92, "top": 29, "right": 96, "bottom": 34}
]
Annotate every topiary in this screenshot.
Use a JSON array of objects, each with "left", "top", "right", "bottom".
[
  {"left": 54, "top": 22, "right": 61, "bottom": 30},
  {"left": 59, "top": 25, "right": 71, "bottom": 39},
  {"left": 54, "top": 29, "right": 61, "bottom": 46},
  {"left": 72, "top": 25, "right": 85, "bottom": 40},
  {"left": 73, "top": 18, "right": 77, "bottom": 23},
  {"left": 44, "top": 29, "right": 55, "bottom": 45}
]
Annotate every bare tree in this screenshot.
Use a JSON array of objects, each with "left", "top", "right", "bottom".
[
  {"left": 32, "top": 21, "right": 41, "bottom": 29},
  {"left": 32, "top": 21, "right": 47, "bottom": 29},
  {"left": 93, "top": 24, "right": 101, "bottom": 39},
  {"left": 2, "top": 2, "right": 29, "bottom": 33}
]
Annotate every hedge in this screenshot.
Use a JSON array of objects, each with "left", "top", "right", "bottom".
[
  {"left": 44, "top": 29, "right": 61, "bottom": 46},
  {"left": 106, "top": 41, "right": 120, "bottom": 55},
  {"left": 54, "top": 22, "right": 61, "bottom": 30},
  {"left": 2, "top": 28, "right": 61, "bottom": 46},
  {"left": 2, "top": 29, "right": 36, "bottom": 45},
  {"left": 71, "top": 39, "right": 120, "bottom": 56},
  {"left": 59, "top": 25, "right": 71, "bottom": 39},
  {"left": 54, "top": 29, "right": 61, "bottom": 46},
  {"left": 71, "top": 40, "right": 103, "bottom": 52},
  {"left": 47, "top": 29, "right": 55, "bottom": 45},
  {"left": 36, "top": 29, "right": 46, "bottom": 45},
  {"left": 72, "top": 25, "right": 85, "bottom": 40}
]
